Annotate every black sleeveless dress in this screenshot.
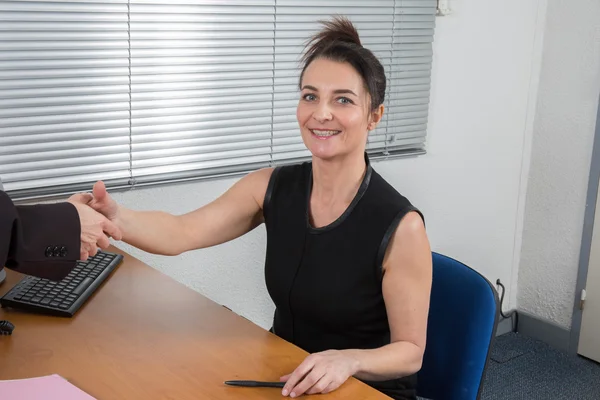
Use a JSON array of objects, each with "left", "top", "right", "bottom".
[{"left": 263, "top": 154, "right": 424, "bottom": 400}]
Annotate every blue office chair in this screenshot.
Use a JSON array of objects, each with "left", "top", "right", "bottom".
[{"left": 417, "top": 252, "right": 499, "bottom": 400}]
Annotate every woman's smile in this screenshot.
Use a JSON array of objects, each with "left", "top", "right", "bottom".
[{"left": 309, "top": 128, "right": 342, "bottom": 139}]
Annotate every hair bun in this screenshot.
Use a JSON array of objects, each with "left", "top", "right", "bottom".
[
  {"left": 302, "top": 16, "right": 362, "bottom": 63},
  {"left": 318, "top": 15, "right": 362, "bottom": 46}
]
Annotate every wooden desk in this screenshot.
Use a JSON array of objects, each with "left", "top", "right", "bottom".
[{"left": 0, "top": 248, "right": 390, "bottom": 399}]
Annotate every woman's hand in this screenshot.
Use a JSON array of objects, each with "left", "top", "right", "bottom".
[
  {"left": 280, "top": 350, "right": 360, "bottom": 397},
  {"left": 87, "top": 181, "right": 121, "bottom": 224}
]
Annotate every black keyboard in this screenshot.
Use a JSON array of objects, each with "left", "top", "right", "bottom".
[{"left": 0, "top": 251, "right": 123, "bottom": 317}]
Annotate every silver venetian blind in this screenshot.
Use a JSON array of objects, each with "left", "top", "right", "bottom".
[
  {"left": 129, "top": 0, "right": 436, "bottom": 183},
  {"left": 129, "top": 0, "right": 275, "bottom": 184},
  {"left": 1, "top": 0, "right": 436, "bottom": 199},
  {"left": 0, "top": 0, "right": 132, "bottom": 198},
  {"left": 386, "top": 0, "right": 435, "bottom": 154}
]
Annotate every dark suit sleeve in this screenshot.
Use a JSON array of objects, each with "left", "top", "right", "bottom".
[{"left": 1, "top": 191, "right": 80, "bottom": 281}]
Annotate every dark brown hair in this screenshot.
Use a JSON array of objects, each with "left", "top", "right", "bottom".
[{"left": 299, "top": 16, "right": 387, "bottom": 112}]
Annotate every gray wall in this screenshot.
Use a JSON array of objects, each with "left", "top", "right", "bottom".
[{"left": 518, "top": 0, "right": 600, "bottom": 329}]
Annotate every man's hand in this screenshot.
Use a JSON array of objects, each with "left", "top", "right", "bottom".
[{"left": 67, "top": 193, "right": 122, "bottom": 260}]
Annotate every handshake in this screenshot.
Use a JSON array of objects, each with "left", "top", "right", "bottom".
[{"left": 67, "top": 181, "right": 121, "bottom": 261}]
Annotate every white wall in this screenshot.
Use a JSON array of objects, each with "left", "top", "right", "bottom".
[
  {"left": 517, "top": 0, "right": 600, "bottom": 329},
  {"left": 111, "top": 0, "right": 546, "bottom": 328}
]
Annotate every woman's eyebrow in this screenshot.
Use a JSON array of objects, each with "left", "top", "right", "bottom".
[
  {"left": 332, "top": 89, "right": 358, "bottom": 96},
  {"left": 300, "top": 85, "right": 358, "bottom": 97}
]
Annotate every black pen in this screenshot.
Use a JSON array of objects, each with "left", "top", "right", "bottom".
[{"left": 225, "top": 380, "right": 285, "bottom": 388}]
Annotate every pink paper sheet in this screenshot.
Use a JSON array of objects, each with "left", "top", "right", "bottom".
[{"left": 0, "top": 374, "right": 96, "bottom": 400}]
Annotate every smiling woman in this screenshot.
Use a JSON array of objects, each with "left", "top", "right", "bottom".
[
  {"left": 76, "top": 16, "right": 432, "bottom": 400},
  {"left": 265, "top": 17, "right": 432, "bottom": 400},
  {"left": 298, "top": 59, "right": 383, "bottom": 161},
  {"left": 296, "top": 17, "right": 386, "bottom": 162}
]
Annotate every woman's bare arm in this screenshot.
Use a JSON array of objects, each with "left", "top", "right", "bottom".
[{"left": 88, "top": 168, "right": 273, "bottom": 256}]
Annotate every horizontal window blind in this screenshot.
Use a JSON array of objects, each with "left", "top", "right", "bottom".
[
  {"left": 1, "top": 0, "right": 436, "bottom": 200},
  {"left": 0, "top": 0, "right": 133, "bottom": 199},
  {"left": 387, "top": 0, "right": 435, "bottom": 155},
  {"left": 129, "top": 0, "right": 275, "bottom": 184}
]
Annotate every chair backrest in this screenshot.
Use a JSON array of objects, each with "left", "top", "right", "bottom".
[{"left": 417, "top": 252, "right": 499, "bottom": 400}]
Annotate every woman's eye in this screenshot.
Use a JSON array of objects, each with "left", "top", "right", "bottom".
[
  {"left": 303, "top": 93, "right": 316, "bottom": 101},
  {"left": 337, "top": 97, "right": 353, "bottom": 104}
]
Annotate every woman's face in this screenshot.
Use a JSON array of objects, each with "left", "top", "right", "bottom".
[{"left": 297, "top": 58, "right": 383, "bottom": 161}]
